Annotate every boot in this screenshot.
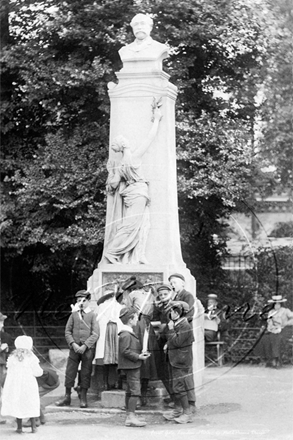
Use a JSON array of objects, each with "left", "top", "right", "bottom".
[
  {"left": 163, "top": 406, "right": 183, "bottom": 421},
  {"left": 23, "top": 418, "right": 40, "bottom": 428},
  {"left": 125, "top": 412, "right": 147, "bottom": 427},
  {"left": 189, "top": 402, "right": 196, "bottom": 415},
  {"left": 55, "top": 388, "right": 71, "bottom": 406},
  {"left": 16, "top": 418, "right": 22, "bottom": 434},
  {"left": 30, "top": 418, "right": 37, "bottom": 433},
  {"left": 74, "top": 385, "right": 81, "bottom": 398},
  {"left": 40, "top": 408, "right": 46, "bottom": 425},
  {"left": 174, "top": 410, "right": 193, "bottom": 424},
  {"left": 80, "top": 388, "right": 88, "bottom": 408}
]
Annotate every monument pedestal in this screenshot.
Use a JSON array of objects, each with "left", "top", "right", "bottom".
[{"left": 87, "top": 35, "right": 204, "bottom": 392}]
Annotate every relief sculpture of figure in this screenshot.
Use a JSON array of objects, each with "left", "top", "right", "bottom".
[{"left": 103, "top": 101, "right": 162, "bottom": 265}]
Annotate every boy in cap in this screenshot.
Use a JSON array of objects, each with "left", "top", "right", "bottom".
[
  {"left": 56, "top": 290, "right": 100, "bottom": 408},
  {"left": 168, "top": 274, "right": 195, "bottom": 324},
  {"left": 118, "top": 307, "right": 150, "bottom": 427},
  {"left": 161, "top": 301, "right": 195, "bottom": 424}
]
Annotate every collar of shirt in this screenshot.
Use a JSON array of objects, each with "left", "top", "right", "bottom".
[{"left": 78, "top": 306, "right": 91, "bottom": 319}]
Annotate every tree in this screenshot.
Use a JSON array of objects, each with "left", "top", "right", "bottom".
[
  {"left": 0, "top": 0, "right": 280, "bottom": 308},
  {"left": 256, "top": 0, "right": 293, "bottom": 193}
]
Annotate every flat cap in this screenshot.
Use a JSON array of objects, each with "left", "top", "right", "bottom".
[{"left": 168, "top": 273, "right": 185, "bottom": 282}]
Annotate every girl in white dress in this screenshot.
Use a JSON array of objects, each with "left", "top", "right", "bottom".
[{"left": 1, "top": 335, "right": 43, "bottom": 433}]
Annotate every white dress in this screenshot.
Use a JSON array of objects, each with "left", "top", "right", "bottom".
[{"left": 1, "top": 352, "right": 43, "bottom": 418}]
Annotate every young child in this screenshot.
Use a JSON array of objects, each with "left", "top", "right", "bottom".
[
  {"left": 118, "top": 307, "right": 150, "bottom": 427},
  {"left": 162, "top": 301, "right": 195, "bottom": 424},
  {"left": 56, "top": 290, "right": 100, "bottom": 408},
  {"left": 1, "top": 335, "right": 43, "bottom": 433}
]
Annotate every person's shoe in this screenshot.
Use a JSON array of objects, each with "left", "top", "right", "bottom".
[
  {"left": 22, "top": 419, "right": 40, "bottom": 428},
  {"left": 80, "top": 400, "right": 88, "bottom": 408},
  {"left": 125, "top": 413, "right": 147, "bottom": 427},
  {"left": 16, "top": 428, "right": 23, "bottom": 434},
  {"left": 55, "top": 394, "right": 71, "bottom": 406},
  {"left": 163, "top": 408, "right": 183, "bottom": 421},
  {"left": 174, "top": 413, "right": 193, "bottom": 424}
]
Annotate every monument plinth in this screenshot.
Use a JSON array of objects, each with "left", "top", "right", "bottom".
[{"left": 87, "top": 15, "right": 204, "bottom": 389}]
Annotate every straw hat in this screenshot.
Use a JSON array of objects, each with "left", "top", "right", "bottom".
[{"left": 268, "top": 295, "right": 287, "bottom": 304}]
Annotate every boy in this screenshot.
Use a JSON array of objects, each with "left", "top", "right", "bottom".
[
  {"left": 162, "top": 301, "right": 195, "bottom": 424},
  {"left": 118, "top": 307, "right": 150, "bottom": 427},
  {"left": 56, "top": 290, "right": 99, "bottom": 408}
]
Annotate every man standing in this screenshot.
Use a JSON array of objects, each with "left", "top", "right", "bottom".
[{"left": 55, "top": 290, "right": 100, "bottom": 408}]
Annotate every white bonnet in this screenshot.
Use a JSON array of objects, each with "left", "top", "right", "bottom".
[{"left": 15, "top": 335, "right": 33, "bottom": 350}]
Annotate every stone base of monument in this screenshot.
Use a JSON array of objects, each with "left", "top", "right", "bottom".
[
  {"left": 100, "top": 380, "right": 168, "bottom": 409},
  {"left": 101, "top": 390, "right": 125, "bottom": 408},
  {"left": 87, "top": 264, "right": 195, "bottom": 303}
]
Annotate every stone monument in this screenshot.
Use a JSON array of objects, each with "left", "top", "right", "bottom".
[{"left": 87, "top": 13, "right": 204, "bottom": 388}]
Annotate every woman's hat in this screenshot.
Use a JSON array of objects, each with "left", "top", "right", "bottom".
[
  {"left": 268, "top": 295, "right": 287, "bottom": 304},
  {"left": 15, "top": 335, "right": 33, "bottom": 351},
  {"left": 207, "top": 294, "right": 218, "bottom": 300},
  {"left": 0, "top": 312, "right": 7, "bottom": 321}
]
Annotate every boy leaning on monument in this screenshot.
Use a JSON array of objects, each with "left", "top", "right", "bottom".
[
  {"left": 118, "top": 307, "right": 150, "bottom": 427},
  {"left": 161, "top": 300, "right": 195, "bottom": 424}
]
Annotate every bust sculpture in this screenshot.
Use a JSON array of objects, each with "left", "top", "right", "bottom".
[{"left": 119, "top": 14, "right": 168, "bottom": 69}]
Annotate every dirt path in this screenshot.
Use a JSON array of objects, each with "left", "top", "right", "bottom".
[{"left": 1, "top": 365, "right": 292, "bottom": 440}]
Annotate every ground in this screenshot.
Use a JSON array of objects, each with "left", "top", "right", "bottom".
[{"left": 1, "top": 364, "right": 292, "bottom": 440}]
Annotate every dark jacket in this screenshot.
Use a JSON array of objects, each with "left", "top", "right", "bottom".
[
  {"left": 65, "top": 310, "right": 100, "bottom": 349},
  {"left": 165, "top": 318, "right": 194, "bottom": 369},
  {"left": 0, "top": 330, "right": 13, "bottom": 365},
  {"left": 37, "top": 365, "right": 60, "bottom": 389},
  {"left": 174, "top": 289, "right": 195, "bottom": 323},
  {"left": 118, "top": 329, "right": 142, "bottom": 370}
]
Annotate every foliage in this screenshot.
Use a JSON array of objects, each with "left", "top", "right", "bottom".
[{"left": 256, "top": 0, "right": 293, "bottom": 193}]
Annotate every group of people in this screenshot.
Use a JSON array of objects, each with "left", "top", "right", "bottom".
[
  {"left": 54, "top": 272, "right": 200, "bottom": 427},
  {"left": 1, "top": 282, "right": 292, "bottom": 432}
]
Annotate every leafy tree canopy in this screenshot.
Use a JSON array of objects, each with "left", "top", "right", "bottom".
[{"left": 1, "top": 0, "right": 290, "bottom": 305}]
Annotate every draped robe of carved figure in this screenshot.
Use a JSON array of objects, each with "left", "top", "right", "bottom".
[{"left": 103, "top": 104, "right": 162, "bottom": 265}]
